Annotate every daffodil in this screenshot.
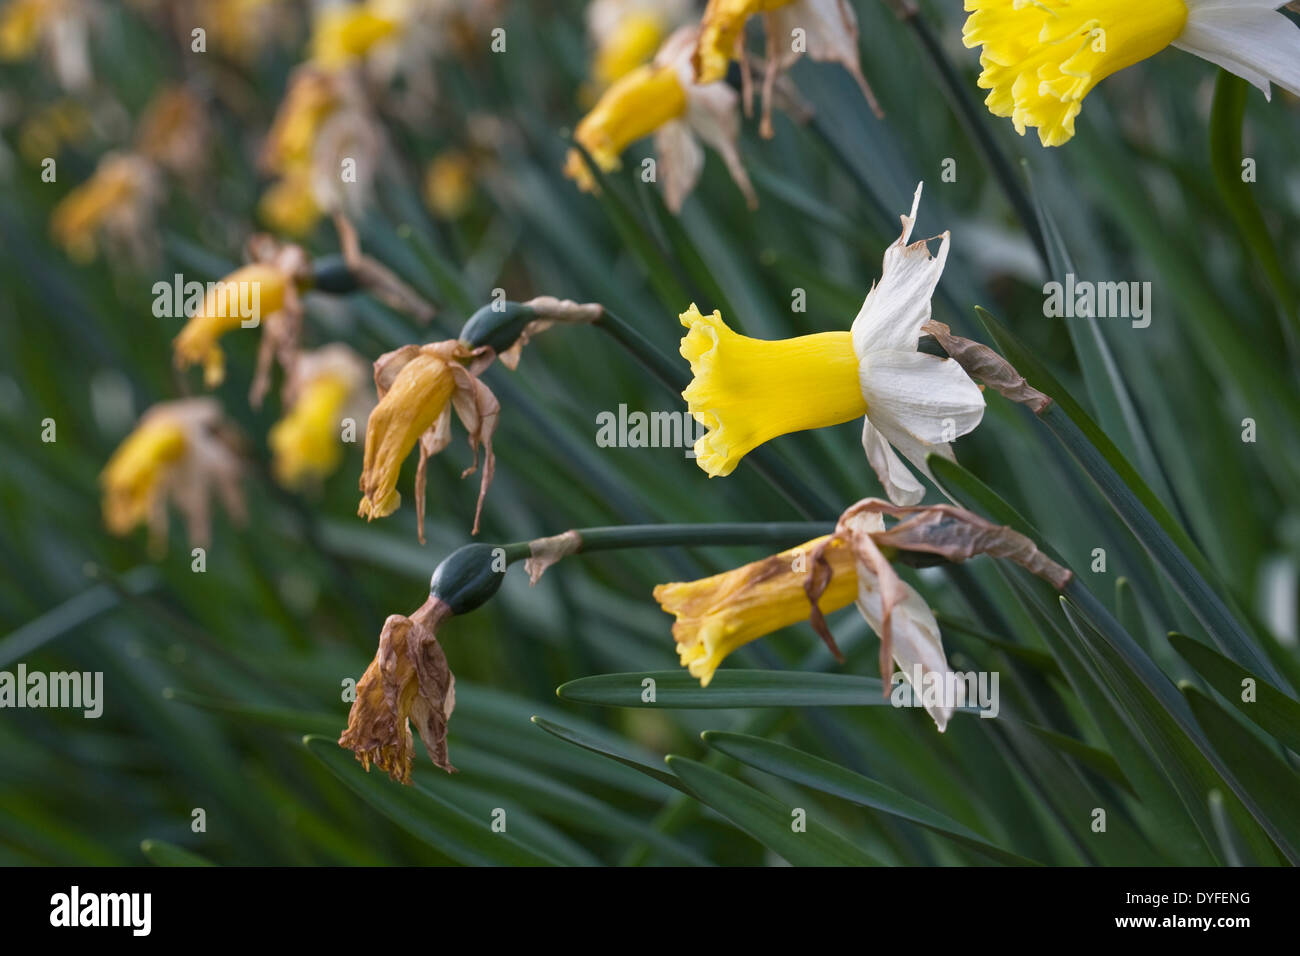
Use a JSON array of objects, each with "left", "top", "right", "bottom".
[
  {"left": 0, "top": 0, "right": 90, "bottom": 89},
  {"left": 587, "top": 0, "right": 690, "bottom": 89},
  {"left": 655, "top": 535, "right": 859, "bottom": 686},
  {"left": 692, "top": 0, "right": 881, "bottom": 136},
  {"left": 49, "top": 153, "right": 159, "bottom": 264},
  {"left": 964, "top": 0, "right": 1300, "bottom": 147},
  {"left": 680, "top": 184, "right": 985, "bottom": 505},
  {"left": 100, "top": 398, "right": 246, "bottom": 554},
  {"left": 357, "top": 341, "right": 499, "bottom": 542},
  {"left": 257, "top": 169, "right": 324, "bottom": 237},
  {"left": 309, "top": 0, "right": 402, "bottom": 72},
  {"left": 171, "top": 248, "right": 308, "bottom": 406},
  {"left": 423, "top": 151, "right": 475, "bottom": 219},
  {"left": 269, "top": 345, "right": 371, "bottom": 488},
  {"left": 565, "top": 25, "right": 756, "bottom": 212},
  {"left": 339, "top": 595, "right": 457, "bottom": 782}
]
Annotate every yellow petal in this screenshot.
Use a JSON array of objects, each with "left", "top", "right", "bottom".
[
  {"left": 694, "top": 0, "right": 793, "bottom": 83},
  {"left": 172, "top": 264, "right": 289, "bottom": 386},
  {"left": 963, "top": 0, "right": 1188, "bottom": 147},
  {"left": 593, "top": 11, "right": 665, "bottom": 88},
  {"left": 655, "top": 535, "right": 858, "bottom": 685},
  {"left": 309, "top": 4, "right": 400, "bottom": 71},
  {"left": 270, "top": 374, "right": 353, "bottom": 487},
  {"left": 100, "top": 420, "right": 187, "bottom": 536},
  {"left": 258, "top": 169, "right": 323, "bottom": 237},
  {"left": 679, "top": 303, "right": 866, "bottom": 477},
  {"left": 357, "top": 352, "right": 456, "bottom": 520}
]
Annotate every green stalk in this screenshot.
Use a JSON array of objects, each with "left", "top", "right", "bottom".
[{"left": 500, "top": 521, "right": 834, "bottom": 566}]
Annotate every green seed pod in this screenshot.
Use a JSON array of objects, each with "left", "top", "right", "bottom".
[
  {"left": 311, "top": 254, "right": 362, "bottom": 294},
  {"left": 428, "top": 542, "right": 506, "bottom": 615},
  {"left": 458, "top": 301, "right": 536, "bottom": 353}
]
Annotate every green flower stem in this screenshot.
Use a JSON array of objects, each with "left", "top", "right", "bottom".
[{"left": 499, "top": 521, "right": 835, "bottom": 567}]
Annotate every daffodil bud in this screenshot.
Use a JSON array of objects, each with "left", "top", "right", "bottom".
[
  {"left": 459, "top": 301, "right": 538, "bottom": 354},
  {"left": 428, "top": 543, "right": 506, "bottom": 616}
]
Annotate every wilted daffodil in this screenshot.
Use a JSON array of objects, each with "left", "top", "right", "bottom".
[
  {"left": 269, "top": 345, "right": 372, "bottom": 488},
  {"left": 680, "top": 184, "right": 985, "bottom": 505},
  {"left": 100, "top": 398, "right": 246, "bottom": 554},
  {"left": 49, "top": 153, "right": 159, "bottom": 264},
  {"left": 964, "top": 0, "right": 1300, "bottom": 147},
  {"left": 655, "top": 535, "right": 858, "bottom": 686},
  {"left": 172, "top": 238, "right": 312, "bottom": 407},
  {"left": 565, "top": 24, "right": 757, "bottom": 213},
  {"left": 357, "top": 341, "right": 499, "bottom": 542},
  {"left": 340, "top": 595, "right": 457, "bottom": 782},
  {"left": 586, "top": 0, "right": 690, "bottom": 90},
  {"left": 692, "top": 0, "right": 881, "bottom": 136}
]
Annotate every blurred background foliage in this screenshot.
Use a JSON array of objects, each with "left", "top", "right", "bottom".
[{"left": 1, "top": 0, "right": 1298, "bottom": 866}]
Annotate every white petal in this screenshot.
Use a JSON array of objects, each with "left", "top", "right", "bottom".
[
  {"left": 855, "top": 564, "right": 955, "bottom": 731},
  {"left": 654, "top": 120, "right": 704, "bottom": 214},
  {"left": 685, "top": 81, "right": 758, "bottom": 208},
  {"left": 851, "top": 185, "right": 951, "bottom": 357},
  {"left": 1175, "top": 2, "right": 1300, "bottom": 99},
  {"left": 860, "top": 349, "right": 986, "bottom": 447},
  {"left": 861, "top": 416, "right": 925, "bottom": 506}
]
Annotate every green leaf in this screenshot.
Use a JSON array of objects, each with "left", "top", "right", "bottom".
[
  {"left": 1170, "top": 633, "right": 1300, "bottom": 755},
  {"left": 556, "top": 670, "right": 889, "bottom": 709},
  {"left": 529, "top": 715, "right": 686, "bottom": 792},
  {"left": 665, "top": 755, "right": 880, "bottom": 866},
  {"left": 139, "top": 839, "right": 215, "bottom": 867},
  {"left": 302, "top": 735, "right": 559, "bottom": 866},
  {"left": 702, "top": 731, "right": 1041, "bottom": 865}
]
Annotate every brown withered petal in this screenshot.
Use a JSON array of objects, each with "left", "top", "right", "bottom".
[
  {"left": 339, "top": 596, "right": 457, "bottom": 783},
  {"left": 523, "top": 529, "right": 584, "bottom": 585},
  {"left": 922, "top": 320, "right": 1051, "bottom": 414},
  {"left": 496, "top": 296, "right": 604, "bottom": 370},
  {"left": 334, "top": 213, "right": 436, "bottom": 323}
]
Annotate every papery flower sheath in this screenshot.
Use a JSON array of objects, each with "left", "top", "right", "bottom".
[
  {"left": 680, "top": 184, "right": 985, "bottom": 504},
  {"left": 357, "top": 341, "right": 499, "bottom": 542},
  {"left": 100, "top": 398, "right": 246, "bottom": 554},
  {"left": 269, "top": 345, "right": 372, "bottom": 488},
  {"left": 692, "top": 0, "right": 881, "bottom": 136},
  {"left": 655, "top": 535, "right": 859, "bottom": 686},
  {"left": 565, "top": 24, "right": 757, "bottom": 213},
  {"left": 964, "top": 0, "right": 1300, "bottom": 147},
  {"left": 339, "top": 595, "right": 457, "bottom": 782}
]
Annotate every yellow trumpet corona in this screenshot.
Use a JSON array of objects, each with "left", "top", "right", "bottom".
[
  {"left": 679, "top": 304, "right": 867, "bottom": 477},
  {"left": 655, "top": 535, "right": 858, "bottom": 686},
  {"left": 693, "top": 0, "right": 793, "bottom": 84},
  {"left": 100, "top": 420, "right": 188, "bottom": 537},
  {"left": 270, "top": 375, "right": 353, "bottom": 487},
  {"left": 172, "top": 263, "right": 289, "bottom": 388}
]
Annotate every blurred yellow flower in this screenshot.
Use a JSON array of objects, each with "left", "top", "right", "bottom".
[
  {"left": 258, "top": 169, "right": 323, "bottom": 237},
  {"left": 692, "top": 0, "right": 789, "bottom": 84},
  {"left": 423, "top": 151, "right": 475, "bottom": 220},
  {"left": 309, "top": 1, "right": 400, "bottom": 71},
  {"left": 172, "top": 263, "right": 290, "bottom": 389},
  {"left": 964, "top": 0, "right": 1300, "bottom": 147},
  {"left": 0, "top": 0, "right": 55, "bottom": 60},
  {"left": 680, "top": 304, "right": 866, "bottom": 477},
  {"left": 566, "top": 26, "right": 755, "bottom": 211},
  {"left": 49, "top": 153, "right": 157, "bottom": 263},
  {"left": 100, "top": 399, "right": 245, "bottom": 553},
  {"left": 262, "top": 70, "right": 340, "bottom": 175},
  {"left": 655, "top": 535, "right": 858, "bottom": 685},
  {"left": 270, "top": 346, "right": 370, "bottom": 488}
]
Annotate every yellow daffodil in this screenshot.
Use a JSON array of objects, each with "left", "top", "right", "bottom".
[
  {"left": 566, "top": 25, "right": 756, "bottom": 212},
  {"left": 655, "top": 535, "right": 858, "bottom": 686},
  {"left": 680, "top": 184, "right": 985, "bottom": 505},
  {"left": 172, "top": 262, "right": 292, "bottom": 390},
  {"left": 49, "top": 153, "right": 158, "bottom": 263},
  {"left": 309, "top": 0, "right": 401, "bottom": 72},
  {"left": 258, "top": 168, "right": 324, "bottom": 236},
  {"left": 270, "top": 345, "right": 371, "bottom": 488},
  {"left": 261, "top": 69, "right": 341, "bottom": 175},
  {"left": 358, "top": 341, "right": 499, "bottom": 542},
  {"left": 586, "top": 0, "right": 689, "bottom": 89},
  {"left": 0, "top": 0, "right": 90, "bottom": 89},
  {"left": 340, "top": 595, "right": 457, "bottom": 782},
  {"left": 964, "top": 0, "right": 1300, "bottom": 147},
  {"left": 692, "top": 0, "right": 880, "bottom": 135},
  {"left": 0, "top": 0, "right": 48, "bottom": 60},
  {"left": 100, "top": 398, "right": 246, "bottom": 553}
]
